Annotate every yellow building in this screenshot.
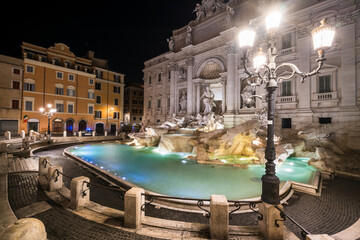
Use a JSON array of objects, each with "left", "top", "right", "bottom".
[{"left": 21, "top": 43, "right": 124, "bottom": 135}]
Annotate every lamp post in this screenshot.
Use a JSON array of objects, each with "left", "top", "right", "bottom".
[
  {"left": 40, "top": 104, "right": 57, "bottom": 136},
  {"left": 238, "top": 14, "right": 335, "bottom": 205}
]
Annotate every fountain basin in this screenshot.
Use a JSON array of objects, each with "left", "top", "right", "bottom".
[{"left": 65, "top": 143, "right": 318, "bottom": 203}]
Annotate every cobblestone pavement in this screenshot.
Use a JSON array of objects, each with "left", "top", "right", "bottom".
[{"left": 7, "top": 145, "right": 360, "bottom": 239}]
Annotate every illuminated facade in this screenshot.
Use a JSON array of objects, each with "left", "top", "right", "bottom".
[
  {"left": 21, "top": 42, "right": 124, "bottom": 135},
  {"left": 124, "top": 82, "right": 144, "bottom": 125},
  {"left": 0, "top": 54, "right": 23, "bottom": 134},
  {"left": 143, "top": 0, "right": 360, "bottom": 136}
]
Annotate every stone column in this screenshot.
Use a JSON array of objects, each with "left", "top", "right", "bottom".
[
  {"left": 124, "top": 187, "right": 145, "bottom": 229},
  {"left": 196, "top": 83, "right": 201, "bottom": 113},
  {"left": 339, "top": 23, "right": 356, "bottom": 107},
  {"left": 221, "top": 77, "right": 227, "bottom": 113},
  {"left": 225, "top": 43, "right": 238, "bottom": 113},
  {"left": 175, "top": 71, "right": 179, "bottom": 114},
  {"left": 210, "top": 195, "right": 229, "bottom": 239},
  {"left": 186, "top": 57, "right": 194, "bottom": 114},
  {"left": 169, "top": 63, "right": 178, "bottom": 116}
]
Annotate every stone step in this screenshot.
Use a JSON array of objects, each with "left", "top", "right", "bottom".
[{"left": 18, "top": 158, "right": 28, "bottom": 171}]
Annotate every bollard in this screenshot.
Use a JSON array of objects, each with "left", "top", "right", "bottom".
[
  {"left": 258, "top": 203, "right": 284, "bottom": 240},
  {"left": 70, "top": 176, "right": 90, "bottom": 210},
  {"left": 22, "top": 137, "right": 30, "bottom": 150},
  {"left": 78, "top": 131, "right": 82, "bottom": 137},
  {"left": 38, "top": 157, "right": 51, "bottom": 176},
  {"left": 210, "top": 195, "right": 229, "bottom": 240},
  {"left": 21, "top": 130, "right": 25, "bottom": 139},
  {"left": 115, "top": 131, "right": 118, "bottom": 136},
  {"left": 104, "top": 131, "right": 108, "bottom": 136},
  {"left": 63, "top": 131, "right": 67, "bottom": 137},
  {"left": 48, "top": 166, "right": 63, "bottom": 192},
  {"left": 92, "top": 131, "right": 95, "bottom": 137},
  {"left": 5, "top": 131, "right": 11, "bottom": 140},
  {"left": 124, "top": 187, "right": 145, "bottom": 229}
]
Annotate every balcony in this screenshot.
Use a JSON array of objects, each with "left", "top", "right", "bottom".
[
  {"left": 276, "top": 95, "right": 297, "bottom": 109},
  {"left": 311, "top": 91, "right": 339, "bottom": 108}
]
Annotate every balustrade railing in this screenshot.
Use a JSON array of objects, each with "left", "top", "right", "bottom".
[{"left": 275, "top": 206, "right": 310, "bottom": 240}]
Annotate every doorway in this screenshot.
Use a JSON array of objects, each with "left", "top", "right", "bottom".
[
  {"left": 78, "top": 120, "right": 86, "bottom": 132},
  {"left": 66, "top": 120, "right": 74, "bottom": 135},
  {"left": 95, "top": 123, "right": 104, "bottom": 135}
]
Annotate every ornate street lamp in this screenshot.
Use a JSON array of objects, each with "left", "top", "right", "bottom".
[
  {"left": 238, "top": 14, "right": 335, "bottom": 204},
  {"left": 40, "top": 104, "right": 57, "bottom": 136}
]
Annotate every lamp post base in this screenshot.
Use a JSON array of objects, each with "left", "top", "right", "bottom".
[{"left": 261, "top": 173, "right": 280, "bottom": 205}]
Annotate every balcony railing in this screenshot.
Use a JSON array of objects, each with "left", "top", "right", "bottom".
[
  {"left": 312, "top": 91, "right": 337, "bottom": 100},
  {"left": 277, "top": 95, "right": 296, "bottom": 103}
]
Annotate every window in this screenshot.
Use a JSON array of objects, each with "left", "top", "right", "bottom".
[
  {"left": 88, "top": 105, "right": 94, "bottom": 114},
  {"left": 12, "top": 81, "right": 20, "bottom": 89},
  {"left": 24, "top": 82, "right": 35, "bottom": 91},
  {"left": 318, "top": 75, "right": 331, "bottom": 93},
  {"left": 25, "top": 101, "right": 33, "bottom": 111},
  {"left": 68, "top": 74, "right": 74, "bottom": 81},
  {"left": 96, "top": 96, "right": 101, "bottom": 104},
  {"left": 168, "top": 71, "right": 171, "bottom": 79},
  {"left": 140, "top": 117, "right": 142, "bottom": 121},
  {"left": 148, "top": 100, "right": 151, "bottom": 108},
  {"left": 96, "top": 70, "right": 103, "bottom": 79},
  {"left": 167, "top": 97, "right": 170, "bottom": 107},
  {"left": 95, "top": 82, "right": 101, "bottom": 90},
  {"left": 319, "top": 117, "right": 331, "bottom": 124},
  {"left": 67, "top": 104, "right": 74, "bottom": 113},
  {"left": 26, "top": 65, "right": 34, "bottom": 73},
  {"left": 55, "top": 87, "right": 64, "bottom": 95},
  {"left": 282, "top": 118, "right": 292, "bottom": 129},
  {"left": 113, "top": 112, "right": 119, "bottom": 119},
  {"left": 133, "top": 99, "right": 137, "bottom": 104},
  {"left": 56, "top": 72, "right": 63, "bottom": 80},
  {"left": 157, "top": 99, "right": 161, "bottom": 108},
  {"left": 114, "top": 75, "right": 121, "bottom": 83},
  {"left": 158, "top": 73, "right": 161, "bottom": 82},
  {"left": 281, "top": 80, "right": 292, "bottom": 96},
  {"left": 114, "top": 86, "right": 121, "bottom": 94},
  {"left": 55, "top": 103, "right": 64, "bottom": 112},
  {"left": 88, "top": 90, "right": 95, "bottom": 99},
  {"left": 89, "top": 79, "right": 94, "bottom": 85},
  {"left": 132, "top": 108, "right": 137, "bottom": 113},
  {"left": 13, "top": 68, "right": 21, "bottom": 75},
  {"left": 282, "top": 32, "right": 292, "bottom": 49},
  {"left": 139, "top": 109, "right": 142, "bottom": 114},
  {"left": 133, "top": 117, "right": 136, "bottom": 121},
  {"left": 148, "top": 76, "right": 152, "bottom": 84},
  {"left": 53, "top": 58, "right": 60, "bottom": 66},
  {"left": 12, "top": 100, "right": 19, "bottom": 109},
  {"left": 133, "top": 91, "right": 136, "bottom": 96},
  {"left": 67, "top": 88, "right": 75, "bottom": 97},
  {"left": 95, "top": 111, "right": 102, "bottom": 119},
  {"left": 114, "top": 98, "right": 119, "bottom": 105}
]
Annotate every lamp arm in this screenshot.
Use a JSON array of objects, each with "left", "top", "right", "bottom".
[
  {"left": 255, "top": 64, "right": 270, "bottom": 85},
  {"left": 300, "top": 56, "right": 326, "bottom": 83},
  {"left": 241, "top": 56, "right": 253, "bottom": 78},
  {"left": 274, "top": 63, "right": 304, "bottom": 83}
]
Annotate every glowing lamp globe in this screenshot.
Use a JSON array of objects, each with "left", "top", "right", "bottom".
[
  {"left": 312, "top": 18, "right": 335, "bottom": 52},
  {"left": 253, "top": 48, "right": 267, "bottom": 69},
  {"left": 266, "top": 11, "right": 281, "bottom": 32},
  {"left": 238, "top": 29, "right": 256, "bottom": 49},
  {"left": 39, "top": 107, "right": 44, "bottom": 112}
]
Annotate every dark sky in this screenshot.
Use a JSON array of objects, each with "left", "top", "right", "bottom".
[{"left": 0, "top": 1, "right": 197, "bottom": 84}]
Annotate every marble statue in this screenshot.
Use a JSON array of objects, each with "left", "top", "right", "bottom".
[
  {"left": 145, "top": 127, "right": 158, "bottom": 137},
  {"left": 160, "top": 113, "right": 185, "bottom": 128},
  {"left": 225, "top": 5, "right": 234, "bottom": 24},
  {"left": 193, "top": 3, "right": 205, "bottom": 22},
  {"left": 166, "top": 37, "right": 174, "bottom": 51},
  {"left": 179, "top": 91, "right": 187, "bottom": 114},
  {"left": 200, "top": 87, "right": 216, "bottom": 114},
  {"left": 241, "top": 83, "right": 256, "bottom": 108}
]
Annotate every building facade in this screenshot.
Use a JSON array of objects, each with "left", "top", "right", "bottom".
[
  {"left": 0, "top": 55, "right": 23, "bottom": 134},
  {"left": 143, "top": 0, "right": 360, "bottom": 132},
  {"left": 21, "top": 42, "right": 124, "bottom": 135},
  {"left": 124, "top": 82, "right": 144, "bottom": 125}
]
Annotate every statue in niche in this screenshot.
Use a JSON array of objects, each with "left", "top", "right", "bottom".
[
  {"left": 179, "top": 67, "right": 187, "bottom": 80},
  {"left": 193, "top": 3, "right": 205, "bottom": 22},
  {"left": 179, "top": 91, "right": 187, "bottom": 114},
  {"left": 166, "top": 37, "right": 174, "bottom": 52},
  {"left": 186, "top": 26, "right": 192, "bottom": 45},
  {"left": 200, "top": 86, "right": 216, "bottom": 114},
  {"left": 241, "top": 82, "right": 256, "bottom": 108},
  {"left": 160, "top": 113, "right": 185, "bottom": 128}
]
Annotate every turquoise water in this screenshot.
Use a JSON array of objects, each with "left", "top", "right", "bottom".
[{"left": 68, "top": 143, "right": 318, "bottom": 200}]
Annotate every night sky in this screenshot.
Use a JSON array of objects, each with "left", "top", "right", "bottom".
[{"left": 0, "top": 1, "right": 197, "bottom": 84}]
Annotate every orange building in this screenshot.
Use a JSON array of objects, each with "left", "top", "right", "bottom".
[{"left": 20, "top": 43, "right": 124, "bottom": 135}]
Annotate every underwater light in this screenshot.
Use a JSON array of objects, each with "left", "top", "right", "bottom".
[
  {"left": 221, "top": 159, "right": 227, "bottom": 163},
  {"left": 122, "top": 177, "right": 126, "bottom": 180},
  {"left": 181, "top": 160, "right": 187, "bottom": 164}
]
